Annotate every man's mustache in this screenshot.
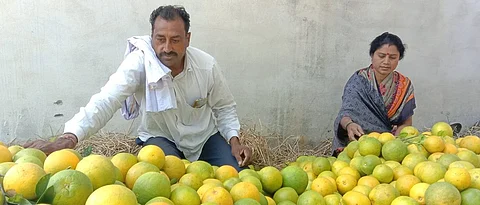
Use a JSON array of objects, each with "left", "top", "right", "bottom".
[{"left": 160, "top": 52, "right": 178, "bottom": 57}]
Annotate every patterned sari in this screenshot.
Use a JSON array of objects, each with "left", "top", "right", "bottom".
[{"left": 332, "top": 66, "right": 416, "bottom": 155}]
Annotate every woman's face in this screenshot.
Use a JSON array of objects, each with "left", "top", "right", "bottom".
[{"left": 371, "top": 44, "right": 400, "bottom": 79}]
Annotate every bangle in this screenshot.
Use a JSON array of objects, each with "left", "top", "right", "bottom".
[{"left": 345, "top": 121, "right": 355, "bottom": 129}]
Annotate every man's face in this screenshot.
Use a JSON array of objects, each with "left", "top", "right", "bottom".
[{"left": 151, "top": 17, "right": 190, "bottom": 69}]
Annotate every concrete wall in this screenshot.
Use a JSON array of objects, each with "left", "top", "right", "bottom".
[{"left": 1, "top": 0, "right": 479, "bottom": 144}]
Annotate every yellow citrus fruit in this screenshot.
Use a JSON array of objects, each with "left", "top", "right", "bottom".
[
  {"left": 402, "top": 153, "right": 427, "bottom": 171},
  {"left": 349, "top": 156, "right": 365, "bottom": 175},
  {"left": 424, "top": 182, "right": 461, "bottom": 205},
  {"left": 423, "top": 135, "right": 445, "bottom": 153},
  {"left": 360, "top": 155, "right": 381, "bottom": 175},
  {"left": 335, "top": 174, "right": 357, "bottom": 195},
  {"left": 0, "top": 162, "right": 15, "bottom": 184},
  {"left": 331, "top": 160, "right": 349, "bottom": 176},
  {"left": 324, "top": 193, "right": 342, "bottom": 205},
  {"left": 311, "top": 176, "right": 336, "bottom": 196},
  {"left": 369, "top": 184, "right": 399, "bottom": 205},
  {"left": 396, "top": 174, "right": 421, "bottom": 196},
  {"left": 459, "top": 136, "right": 480, "bottom": 154},
  {"left": 125, "top": 161, "right": 160, "bottom": 189},
  {"left": 215, "top": 165, "right": 238, "bottom": 182},
  {"left": 45, "top": 169, "right": 93, "bottom": 205},
  {"left": 43, "top": 149, "right": 80, "bottom": 174},
  {"left": 7, "top": 145, "right": 23, "bottom": 157},
  {"left": 170, "top": 185, "right": 201, "bottom": 205},
  {"left": 234, "top": 198, "right": 261, "bottom": 205},
  {"left": 179, "top": 173, "right": 204, "bottom": 190},
  {"left": 460, "top": 188, "right": 480, "bottom": 205},
  {"left": 238, "top": 168, "right": 260, "bottom": 179},
  {"left": 318, "top": 170, "right": 337, "bottom": 179},
  {"left": 241, "top": 175, "right": 263, "bottom": 193},
  {"left": 230, "top": 181, "right": 260, "bottom": 202},
  {"left": 338, "top": 166, "right": 360, "bottom": 181},
  {"left": 15, "top": 155, "right": 43, "bottom": 167},
  {"left": 302, "top": 161, "right": 314, "bottom": 172},
  {"left": 337, "top": 151, "right": 351, "bottom": 163},
  {"left": 137, "top": 145, "right": 166, "bottom": 169},
  {"left": 391, "top": 196, "right": 420, "bottom": 205},
  {"left": 186, "top": 160, "right": 215, "bottom": 181},
  {"left": 223, "top": 177, "right": 242, "bottom": 192},
  {"left": 197, "top": 183, "right": 221, "bottom": 199},
  {"left": 281, "top": 165, "right": 309, "bottom": 194},
  {"left": 273, "top": 187, "right": 298, "bottom": 204},
  {"left": 65, "top": 149, "right": 82, "bottom": 160},
  {"left": 75, "top": 154, "right": 117, "bottom": 190},
  {"left": 203, "top": 178, "right": 223, "bottom": 186},
  {"left": 357, "top": 175, "right": 380, "bottom": 189},
  {"left": 449, "top": 161, "right": 475, "bottom": 170},
  {"left": 431, "top": 122, "right": 454, "bottom": 137},
  {"left": 162, "top": 155, "right": 186, "bottom": 182},
  {"left": 468, "top": 168, "right": 480, "bottom": 189},
  {"left": 297, "top": 190, "right": 326, "bottom": 205},
  {"left": 407, "top": 144, "right": 429, "bottom": 158},
  {"left": 378, "top": 132, "right": 395, "bottom": 144},
  {"left": 145, "top": 196, "right": 174, "bottom": 205},
  {"left": 399, "top": 126, "right": 419, "bottom": 138},
  {"left": 13, "top": 148, "right": 47, "bottom": 163},
  {"left": 368, "top": 132, "right": 381, "bottom": 138},
  {"left": 358, "top": 137, "right": 382, "bottom": 156},
  {"left": 372, "top": 164, "right": 394, "bottom": 183},
  {"left": 437, "top": 153, "right": 460, "bottom": 168},
  {"left": 352, "top": 185, "right": 372, "bottom": 196},
  {"left": 382, "top": 139, "right": 408, "bottom": 162},
  {"left": 345, "top": 141, "right": 359, "bottom": 158},
  {"left": 428, "top": 152, "right": 444, "bottom": 162},
  {"left": 342, "top": 190, "right": 371, "bottom": 205},
  {"left": 265, "top": 196, "right": 275, "bottom": 205},
  {"left": 111, "top": 153, "right": 137, "bottom": 182},
  {"left": 384, "top": 160, "right": 401, "bottom": 170},
  {"left": 201, "top": 186, "right": 233, "bottom": 205},
  {"left": 3, "top": 162, "right": 46, "bottom": 200},
  {"left": 85, "top": 184, "right": 137, "bottom": 205},
  {"left": 457, "top": 149, "right": 480, "bottom": 167},
  {"left": 312, "top": 157, "right": 331, "bottom": 176},
  {"left": 132, "top": 172, "right": 171, "bottom": 204},
  {"left": 443, "top": 136, "right": 455, "bottom": 144},
  {"left": 444, "top": 167, "right": 471, "bottom": 191},
  {"left": 413, "top": 161, "right": 446, "bottom": 184},
  {"left": 443, "top": 143, "right": 458, "bottom": 154},
  {"left": 409, "top": 182, "right": 429, "bottom": 205}
]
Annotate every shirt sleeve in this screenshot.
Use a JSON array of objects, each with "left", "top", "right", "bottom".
[
  {"left": 208, "top": 62, "right": 240, "bottom": 142},
  {"left": 64, "top": 51, "right": 144, "bottom": 141}
]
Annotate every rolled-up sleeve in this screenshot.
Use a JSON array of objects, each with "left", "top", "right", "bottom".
[
  {"left": 64, "top": 51, "right": 144, "bottom": 141},
  {"left": 208, "top": 62, "right": 240, "bottom": 142}
]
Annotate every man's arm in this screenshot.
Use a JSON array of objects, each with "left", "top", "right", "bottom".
[
  {"left": 208, "top": 62, "right": 251, "bottom": 166},
  {"left": 25, "top": 51, "right": 145, "bottom": 153}
]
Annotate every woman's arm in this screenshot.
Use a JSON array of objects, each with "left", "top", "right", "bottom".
[
  {"left": 394, "top": 116, "right": 413, "bottom": 136},
  {"left": 341, "top": 116, "right": 365, "bottom": 141}
]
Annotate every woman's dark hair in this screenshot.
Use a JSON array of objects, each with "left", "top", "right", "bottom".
[
  {"left": 369, "top": 32, "right": 406, "bottom": 60},
  {"left": 150, "top": 5, "right": 190, "bottom": 34}
]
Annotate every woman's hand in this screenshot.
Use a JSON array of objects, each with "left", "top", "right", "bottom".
[{"left": 346, "top": 122, "right": 365, "bottom": 141}]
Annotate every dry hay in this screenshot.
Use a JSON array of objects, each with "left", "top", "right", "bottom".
[
  {"left": 465, "top": 121, "right": 480, "bottom": 136},
  {"left": 73, "top": 127, "right": 333, "bottom": 169}
]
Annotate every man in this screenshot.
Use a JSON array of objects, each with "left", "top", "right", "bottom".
[{"left": 25, "top": 5, "right": 252, "bottom": 170}]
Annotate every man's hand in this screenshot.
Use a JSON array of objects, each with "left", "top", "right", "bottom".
[
  {"left": 229, "top": 136, "right": 252, "bottom": 167},
  {"left": 23, "top": 133, "right": 78, "bottom": 155},
  {"left": 346, "top": 122, "right": 364, "bottom": 141}
]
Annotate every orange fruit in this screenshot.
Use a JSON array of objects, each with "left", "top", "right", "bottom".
[
  {"left": 409, "top": 182, "right": 429, "bottom": 205},
  {"left": 223, "top": 177, "right": 241, "bottom": 192},
  {"left": 170, "top": 185, "right": 201, "bottom": 205},
  {"left": 460, "top": 188, "right": 480, "bottom": 205},
  {"left": 76, "top": 154, "right": 117, "bottom": 190},
  {"left": 352, "top": 185, "right": 372, "bottom": 196},
  {"left": 372, "top": 164, "right": 394, "bottom": 183},
  {"left": 424, "top": 182, "right": 461, "bottom": 205},
  {"left": 357, "top": 176, "right": 380, "bottom": 189},
  {"left": 444, "top": 167, "right": 471, "bottom": 191},
  {"left": 469, "top": 168, "right": 480, "bottom": 189},
  {"left": 338, "top": 166, "right": 360, "bottom": 180},
  {"left": 457, "top": 149, "right": 480, "bottom": 167},
  {"left": 197, "top": 183, "right": 221, "bottom": 199},
  {"left": 459, "top": 136, "right": 480, "bottom": 154},
  {"left": 186, "top": 160, "right": 215, "bottom": 181},
  {"left": 443, "top": 143, "right": 458, "bottom": 154},
  {"left": 201, "top": 186, "right": 234, "bottom": 205},
  {"left": 423, "top": 135, "right": 445, "bottom": 153},
  {"left": 437, "top": 153, "right": 460, "bottom": 168},
  {"left": 132, "top": 172, "right": 171, "bottom": 204},
  {"left": 43, "top": 149, "right": 80, "bottom": 174},
  {"left": 240, "top": 175, "right": 263, "bottom": 192},
  {"left": 297, "top": 190, "right": 326, "bottom": 205},
  {"left": 45, "top": 169, "right": 93, "bottom": 205},
  {"left": 369, "top": 184, "right": 399, "bottom": 205},
  {"left": 3, "top": 162, "right": 46, "bottom": 200},
  {"left": 162, "top": 155, "right": 186, "bottom": 182},
  {"left": 407, "top": 144, "right": 429, "bottom": 158},
  {"left": 345, "top": 141, "right": 359, "bottom": 158},
  {"left": 413, "top": 161, "right": 446, "bottom": 184},
  {"left": 331, "top": 160, "right": 349, "bottom": 176},
  {"left": 428, "top": 152, "right": 444, "bottom": 162},
  {"left": 378, "top": 132, "right": 395, "bottom": 144},
  {"left": 335, "top": 174, "right": 357, "bottom": 195},
  {"left": 431, "top": 122, "right": 453, "bottom": 137},
  {"left": 137, "top": 145, "right": 166, "bottom": 169},
  {"left": 0, "top": 162, "right": 15, "bottom": 184},
  {"left": 145, "top": 197, "right": 174, "bottom": 205},
  {"left": 14, "top": 155, "right": 43, "bottom": 167},
  {"left": 215, "top": 165, "right": 238, "bottom": 182},
  {"left": 358, "top": 137, "right": 382, "bottom": 156},
  {"left": 391, "top": 196, "right": 420, "bottom": 205},
  {"left": 342, "top": 190, "right": 371, "bottom": 205},
  {"left": 310, "top": 176, "right": 336, "bottom": 196},
  {"left": 281, "top": 165, "right": 309, "bottom": 194},
  {"left": 111, "top": 153, "right": 138, "bottom": 182},
  {"left": 273, "top": 187, "right": 298, "bottom": 204},
  {"left": 382, "top": 139, "right": 408, "bottom": 162},
  {"left": 449, "top": 161, "right": 475, "bottom": 170},
  {"left": 7, "top": 145, "right": 24, "bottom": 157},
  {"left": 360, "top": 155, "right": 381, "bottom": 175},
  {"left": 179, "top": 173, "right": 204, "bottom": 190},
  {"left": 0, "top": 145, "right": 13, "bottom": 163},
  {"left": 230, "top": 182, "right": 260, "bottom": 202},
  {"left": 395, "top": 174, "right": 421, "bottom": 196},
  {"left": 85, "top": 184, "right": 137, "bottom": 205},
  {"left": 125, "top": 161, "right": 160, "bottom": 189},
  {"left": 402, "top": 153, "right": 427, "bottom": 171},
  {"left": 312, "top": 157, "right": 331, "bottom": 175}
]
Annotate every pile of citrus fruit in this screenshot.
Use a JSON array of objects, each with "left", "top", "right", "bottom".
[{"left": 0, "top": 121, "right": 479, "bottom": 205}]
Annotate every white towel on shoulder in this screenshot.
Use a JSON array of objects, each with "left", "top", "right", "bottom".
[{"left": 121, "top": 35, "right": 177, "bottom": 120}]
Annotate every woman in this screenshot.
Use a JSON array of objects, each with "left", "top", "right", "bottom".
[{"left": 332, "top": 32, "right": 416, "bottom": 156}]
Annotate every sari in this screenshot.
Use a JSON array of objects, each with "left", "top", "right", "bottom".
[{"left": 332, "top": 66, "right": 416, "bottom": 155}]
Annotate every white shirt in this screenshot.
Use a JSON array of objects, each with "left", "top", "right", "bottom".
[{"left": 64, "top": 47, "right": 240, "bottom": 161}]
